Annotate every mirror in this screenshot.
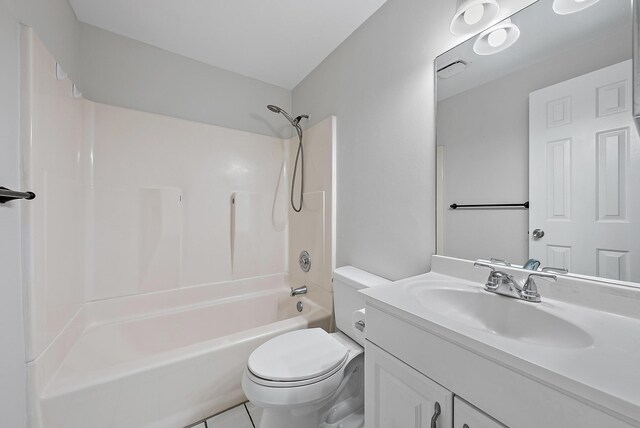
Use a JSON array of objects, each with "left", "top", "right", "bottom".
[{"left": 436, "top": 0, "right": 638, "bottom": 284}]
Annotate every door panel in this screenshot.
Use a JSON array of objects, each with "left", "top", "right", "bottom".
[{"left": 529, "top": 60, "right": 640, "bottom": 282}]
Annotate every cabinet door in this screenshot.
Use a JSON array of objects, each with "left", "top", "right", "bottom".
[
  {"left": 365, "top": 341, "right": 453, "bottom": 428},
  {"left": 454, "top": 397, "right": 506, "bottom": 428}
]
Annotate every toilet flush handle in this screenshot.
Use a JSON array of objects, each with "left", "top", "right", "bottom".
[{"left": 354, "top": 320, "right": 365, "bottom": 332}]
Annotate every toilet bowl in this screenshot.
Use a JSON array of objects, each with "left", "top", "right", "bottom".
[
  {"left": 242, "top": 329, "right": 364, "bottom": 428},
  {"left": 242, "top": 266, "right": 390, "bottom": 428}
]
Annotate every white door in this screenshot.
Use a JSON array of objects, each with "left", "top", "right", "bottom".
[
  {"left": 365, "top": 341, "right": 453, "bottom": 428},
  {"left": 453, "top": 397, "right": 506, "bottom": 428},
  {"left": 529, "top": 60, "right": 640, "bottom": 282}
]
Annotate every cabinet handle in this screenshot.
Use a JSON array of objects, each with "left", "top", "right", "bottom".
[{"left": 431, "top": 402, "right": 441, "bottom": 428}]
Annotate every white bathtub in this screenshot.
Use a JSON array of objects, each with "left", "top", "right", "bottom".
[{"left": 32, "top": 279, "right": 330, "bottom": 428}]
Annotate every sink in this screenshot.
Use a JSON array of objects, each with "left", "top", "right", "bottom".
[{"left": 412, "top": 287, "right": 593, "bottom": 349}]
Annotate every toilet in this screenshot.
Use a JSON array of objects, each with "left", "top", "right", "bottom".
[{"left": 242, "top": 266, "right": 390, "bottom": 428}]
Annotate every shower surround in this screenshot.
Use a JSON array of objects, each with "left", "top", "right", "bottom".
[{"left": 21, "top": 28, "right": 336, "bottom": 428}]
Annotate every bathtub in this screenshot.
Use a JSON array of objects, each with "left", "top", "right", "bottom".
[{"left": 32, "top": 278, "right": 330, "bottom": 428}]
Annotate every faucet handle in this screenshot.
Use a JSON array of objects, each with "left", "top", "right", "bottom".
[
  {"left": 488, "top": 271, "right": 514, "bottom": 289},
  {"left": 541, "top": 266, "right": 568, "bottom": 274},
  {"left": 474, "top": 261, "right": 514, "bottom": 290},
  {"left": 527, "top": 272, "right": 557, "bottom": 282},
  {"left": 474, "top": 260, "right": 495, "bottom": 271},
  {"left": 490, "top": 258, "right": 511, "bottom": 266},
  {"left": 522, "top": 272, "right": 557, "bottom": 302}
]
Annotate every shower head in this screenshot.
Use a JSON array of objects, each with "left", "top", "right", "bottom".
[
  {"left": 266, "top": 104, "right": 308, "bottom": 129},
  {"left": 267, "top": 105, "right": 308, "bottom": 213}
]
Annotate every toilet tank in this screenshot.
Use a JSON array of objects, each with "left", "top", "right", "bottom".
[{"left": 333, "top": 266, "right": 391, "bottom": 345}]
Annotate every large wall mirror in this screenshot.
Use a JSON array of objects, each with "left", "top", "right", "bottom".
[{"left": 436, "top": 0, "right": 638, "bottom": 284}]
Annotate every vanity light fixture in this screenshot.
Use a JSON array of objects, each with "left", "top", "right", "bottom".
[
  {"left": 473, "top": 18, "right": 520, "bottom": 55},
  {"left": 450, "top": 0, "right": 500, "bottom": 36},
  {"left": 552, "top": 0, "right": 601, "bottom": 15}
]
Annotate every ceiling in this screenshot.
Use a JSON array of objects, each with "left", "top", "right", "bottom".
[
  {"left": 68, "top": 0, "right": 388, "bottom": 90},
  {"left": 436, "top": 0, "right": 631, "bottom": 101}
]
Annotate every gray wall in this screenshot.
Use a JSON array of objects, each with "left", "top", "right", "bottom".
[
  {"left": 6, "top": 0, "right": 536, "bottom": 282},
  {"left": 78, "top": 24, "right": 292, "bottom": 138},
  {"left": 438, "top": 27, "right": 631, "bottom": 263},
  {"left": 5, "top": 0, "right": 292, "bottom": 138},
  {"left": 292, "top": 0, "right": 532, "bottom": 280},
  {"left": 5, "top": 0, "right": 80, "bottom": 81},
  {"left": 0, "top": 1, "right": 27, "bottom": 426}
]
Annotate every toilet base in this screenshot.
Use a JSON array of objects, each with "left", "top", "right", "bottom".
[
  {"left": 258, "top": 406, "right": 364, "bottom": 428},
  {"left": 255, "top": 354, "right": 364, "bottom": 428}
]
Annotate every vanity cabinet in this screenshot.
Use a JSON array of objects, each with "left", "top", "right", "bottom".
[
  {"left": 454, "top": 397, "right": 505, "bottom": 428},
  {"left": 365, "top": 340, "right": 504, "bottom": 428},
  {"left": 365, "top": 341, "right": 453, "bottom": 428},
  {"left": 364, "top": 304, "right": 635, "bottom": 428}
]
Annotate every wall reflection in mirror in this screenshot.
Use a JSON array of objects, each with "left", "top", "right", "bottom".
[{"left": 436, "top": 0, "right": 639, "bottom": 284}]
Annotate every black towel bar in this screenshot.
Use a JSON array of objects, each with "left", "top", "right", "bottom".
[{"left": 450, "top": 201, "right": 529, "bottom": 210}]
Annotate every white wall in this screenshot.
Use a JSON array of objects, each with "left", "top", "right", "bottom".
[
  {"left": 292, "top": 0, "right": 534, "bottom": 280},
  {"left": 89, "top": 101, "right": 288, "bottom": 298},
  {"left": 78, "top": 23, "right": 292, "bottom": 138},
  {"left": 437, "top": 27, "right": 631, "bottom": 263},
  {"left": 21, "top": 28, "right": 87, "bottom": 362},
  {"left": 0, "top": 2, "right": 27, "bottom": 427}
]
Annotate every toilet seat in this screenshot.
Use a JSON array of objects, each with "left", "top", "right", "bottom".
[
  {"left": 246, "top": 355, "right": 348, "bottom": 388},
  {"left": 247, "top": 328, "right": 349, "bottom": 385}
]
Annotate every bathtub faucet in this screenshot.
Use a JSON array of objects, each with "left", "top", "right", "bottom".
[{"left": 290, "top": 286, "right": 308, "bottom": 297}]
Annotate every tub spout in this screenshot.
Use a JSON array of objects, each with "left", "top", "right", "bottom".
[{"left": 290, "top": 286, "right": 307, "bottom": 297}]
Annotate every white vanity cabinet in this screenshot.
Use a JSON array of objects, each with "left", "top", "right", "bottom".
[
  {"left": 454, "top": 397, "right": 505, "bottom": 428},
  {"left": 365, "top": 340, "right": 504, "bottom": 428},
  {"left": 365, "top": 341, "right": 453, "bottom": 428},
  {"left": 364, "top": 303, "right": 636, "bottom": 428}
]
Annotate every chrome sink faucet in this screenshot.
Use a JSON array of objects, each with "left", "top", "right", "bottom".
[{"left": 474, "top": 261, "right": 557, "bottom": 303}]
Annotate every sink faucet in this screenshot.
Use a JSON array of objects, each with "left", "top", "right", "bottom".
[
  {"left": 474, "top": 261, "right": 556, "bottom": 303},
  {"left": 290, "top": 285, "right": 308, "bottom": 297}
]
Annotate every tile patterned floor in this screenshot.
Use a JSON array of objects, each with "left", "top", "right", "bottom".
[{"left": 187, "top": 402, "right": 263, "bottom": 428}]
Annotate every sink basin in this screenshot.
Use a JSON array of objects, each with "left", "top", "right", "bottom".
[{"left": 412, "top": 287, "right": 593, "bottom": 349}]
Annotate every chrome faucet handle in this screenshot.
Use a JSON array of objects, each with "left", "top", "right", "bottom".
[
  {"left": 522, "top": 272, "right": 557, "bottom": 302},
  {"left": 474, "top": 261, "right": 496, "bottom": 271},
  {"left": 541, "top": 266, "right": 568, "bottom": 274},
  {"left": 474, "top": 261, "right": 496, "bottom": 288},
  {"left": 490, "top": 258, "right": 511, "bottom": 266},
  {"left": 488, "top": 271, "right": 515, "bottom": 289},
  {"left": 474, "top": 261, "right": 513, "bottom": 290}
]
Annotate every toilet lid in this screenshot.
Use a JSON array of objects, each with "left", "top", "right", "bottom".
[{"left": 248, "top": 328, "right": 349, "bottom": 382}]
